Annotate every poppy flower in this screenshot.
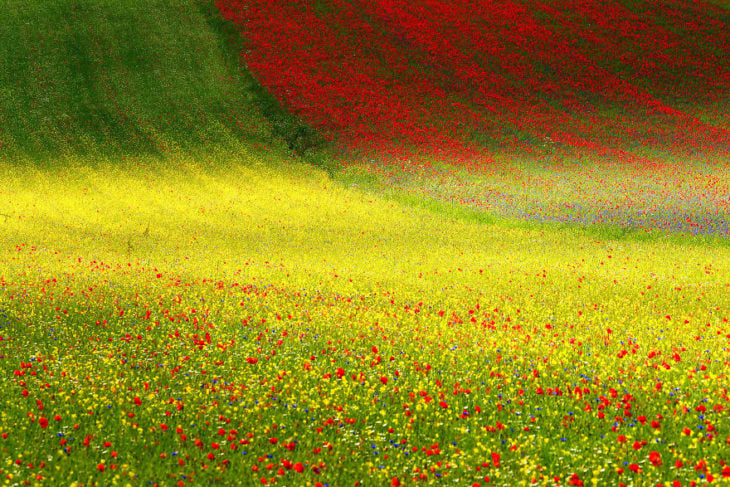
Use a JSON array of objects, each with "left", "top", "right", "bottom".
[{"left": 645, "top": 450, "right": 661, "bottom": 467}]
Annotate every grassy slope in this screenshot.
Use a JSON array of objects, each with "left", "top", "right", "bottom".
[{"left": 0, "top": 0, "right": 322, "bottom": 163}]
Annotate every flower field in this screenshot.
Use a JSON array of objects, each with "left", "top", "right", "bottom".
[
  {"left": 2, "top": 0, "right": 730, "bottom": 485},
  {"left": 1, "top": 151, "right": 729, "bottom": 486},
  {"left": 217, "top": 0, "right": 730, "bottom": 159},
  {"left": 339, "top": 152, "right": 730, "bottom": 239}
]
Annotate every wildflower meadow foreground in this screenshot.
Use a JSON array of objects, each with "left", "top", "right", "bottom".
[
  {"left": 2, "top": 0, "right": 729, "bottom": 485},
  {"left": 0, "top": 152, "right": 728, "bottom": 486}
]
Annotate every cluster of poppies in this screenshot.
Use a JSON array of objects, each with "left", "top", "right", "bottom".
[{"left": 217, "top": 0, "right": 730, "bottom": 159}]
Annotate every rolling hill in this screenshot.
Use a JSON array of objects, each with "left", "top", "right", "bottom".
[
  {"left": 0, "top": 0, "right": 322, "bottom": 163},
  {"left": 2, "top": 0, "right": 728, "bottom": 166},
  {"left": 218, "top": 0, "right": 730, "bottom": 162},
  {"left": 1, "top": 3, "right": 730, "bottom": 486}
]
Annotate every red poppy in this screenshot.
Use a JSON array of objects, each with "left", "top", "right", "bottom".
[{"left": 649, "top": 451, "right": 662, "bottom": 466}]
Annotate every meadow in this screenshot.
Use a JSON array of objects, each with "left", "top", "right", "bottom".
[
  {"left": 1, "top": 0, "right": 729, "bottom": 486},
  {"left": 1, "top": 150, "right": 729, "bottom": 486}
]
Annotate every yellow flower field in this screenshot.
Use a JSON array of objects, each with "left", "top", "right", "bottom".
[{"left": 0, "top": 152, "right": 728, "bottom": 486}]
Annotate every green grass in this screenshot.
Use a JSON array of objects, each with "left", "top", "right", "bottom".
[
  {"left": 0, "top": 0, "right": 324, "bottom": 163},
  {"left": 705, "top": 0, "right": 730, "bottom": 10}
]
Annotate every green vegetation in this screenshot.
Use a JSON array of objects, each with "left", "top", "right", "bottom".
[
  {"left": 0, "top": 2, "right": 729, "bottom": 485},
  {"left": 0, "top": 0, "right": 323, "bottom": 162}
]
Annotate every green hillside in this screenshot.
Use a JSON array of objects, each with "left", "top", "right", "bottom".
[{"left": 0, "top": 0, "right": 322, "bottom": 162}]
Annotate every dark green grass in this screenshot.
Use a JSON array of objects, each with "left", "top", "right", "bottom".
[
  {"left": 706, "top": 0, "right": 730, "bottom": 9},
  {"left": 0, "top": 0, "right": 324, "bottom": 163}
]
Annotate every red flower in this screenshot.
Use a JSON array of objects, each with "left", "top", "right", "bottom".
[
  {"left": 649, "top": 451, "right": 662, "bottom": 466},
  {"left": 380, "top": 376, "right": 388, "bottom": 385},
  {"left": 293, "top": 462, "right": 304, "bottom": 473},
  {"left": 439, "top": 401, "right": 448, "bottom": 408},
  {"left": 38, "top": 417, "right": 48, "bottom": 429},
  {"left": 133, "top": 397, "right": 142, "bottom": 406}
]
